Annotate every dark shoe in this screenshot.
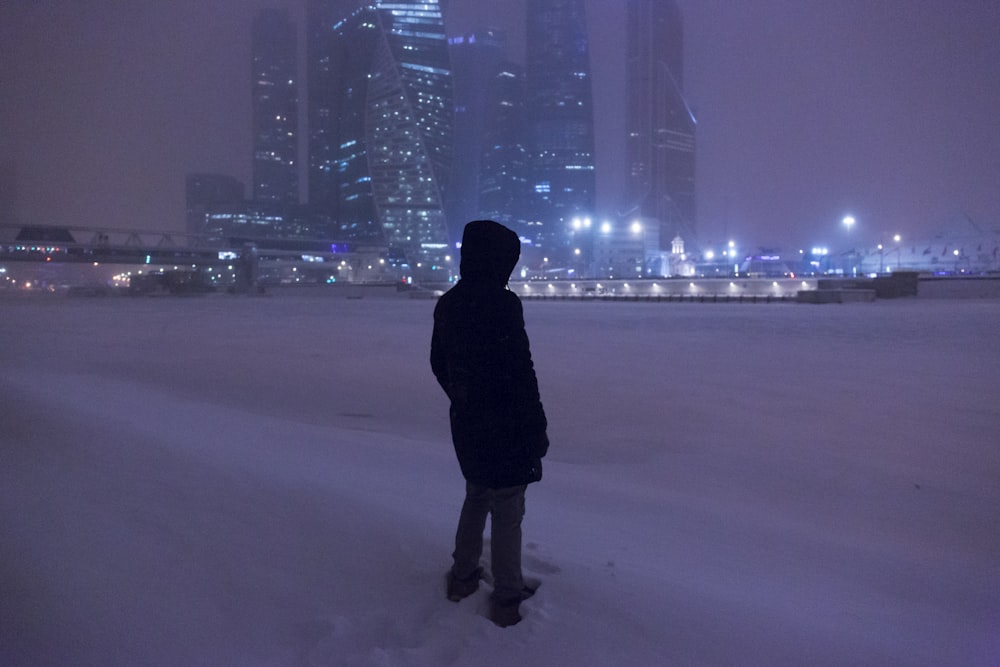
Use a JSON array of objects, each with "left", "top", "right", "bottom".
[
  {"left": 446, "top": 568, "right": 481, "bottom": 602},
  {"left": 489, "top": 597, "right": 522, "bottom": 628},
  {"left": 520, "top": 579, "right": 539, "bottom": 600}
]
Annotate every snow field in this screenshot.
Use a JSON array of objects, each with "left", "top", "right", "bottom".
[{"left": 1, "top": 295, "right": 998, "bottom": 666}]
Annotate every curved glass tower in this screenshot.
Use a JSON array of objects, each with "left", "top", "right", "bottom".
[{"left": 308, "top": 1, "right": 453, "bottom": 279}]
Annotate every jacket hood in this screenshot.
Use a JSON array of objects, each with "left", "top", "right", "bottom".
[{"left": 459, "top": 220, "right": 520, "bottom": 285}]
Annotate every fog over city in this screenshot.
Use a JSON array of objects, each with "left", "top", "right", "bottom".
[
  {"left": 2, "top": 0, "right": 998, "bottom": 251},
  {"left": 2, "top": 2, "right": 1000, "bottom": 664}
]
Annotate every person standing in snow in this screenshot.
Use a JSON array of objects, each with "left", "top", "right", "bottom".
[{"left": 431, "top": 220, "right": 550, "bottom": 628}]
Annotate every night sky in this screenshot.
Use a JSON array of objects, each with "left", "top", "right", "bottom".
[{"left": 2, "top": 0, "right": 997, "bottom": 251}]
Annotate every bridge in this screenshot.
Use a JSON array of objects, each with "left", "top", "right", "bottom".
[{"left": 0, "top": 224, "right": 401, "bottom": 288}]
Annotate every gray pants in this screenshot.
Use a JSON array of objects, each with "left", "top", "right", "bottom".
[{"left": 452, "top": 482, "right": 527, "bottom": 603}]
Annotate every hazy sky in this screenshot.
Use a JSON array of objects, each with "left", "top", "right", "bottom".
[{"left": 2, "top": 0, "right": 998, "bottom": 251}]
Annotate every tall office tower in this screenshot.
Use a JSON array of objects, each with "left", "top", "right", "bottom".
[
  {"left": 447, "top": 29, "right": 508, "bottom": 245},
  {"left": 625, "top": 0, "right": 696, "bottom": 246},
  {"left": 305, "top": 0, "right": 345, "bottom": 226},
  {"left": 252, "top": 8, "right": 299, "bottom": 207},
  {"left": 525, "top": 0, "right": 596, "bottom": 256},
  {"left": 478, "top": 62, "right": 531, "bottom": 246},
  {"left": 307, "top": 0, "right": 453, "bottom": 279}
]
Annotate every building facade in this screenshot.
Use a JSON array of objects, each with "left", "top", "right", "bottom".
[
  {"left": 625, "top": 0, "right": 696, "bottom": 249},
  {"left": 185, "top": 173, "right": 246, "bottom": 238},
  {"left": 447, "top": 29, "right": 508, "bottom": 245},
  {"left": 307, "top": 0, "right": 454, "bottom": 280},
  {"left": 477, "top": 61, "right": 532, "bottom": 248},
  {"left": 448, "top": 30, "right": 531, "bottom": 250},
  {"left": 251, "top": 9, "right": 299, "bottom": 207},
  {"left": 525, "top": 0, "right": 597, "bottom": 258}
]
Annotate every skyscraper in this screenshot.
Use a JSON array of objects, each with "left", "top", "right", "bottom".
[
  {"left": 625, "top": 0, "right": 696, "bottom": 246},
  {"left": 525, "top": 0, "right": 596, "bottom": 256},
  {"left": 447, "top": 29, "right": 531, "bottom": 249},
  {"left": 477, "top": 61, "right": 531, "bottom": 246},
  {"left": 251, "top": 9, "right": 299, "bottom": 207},
  {"left": 447, "top": 29, "right": 508, "bottom": 245},
  {"left": 307, "top": 0, "right": 453, "bottom": 279}
]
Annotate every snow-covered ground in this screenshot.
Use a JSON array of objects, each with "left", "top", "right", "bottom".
[{"left": 1, "top": 294, "right": 998, "bottom": 666}]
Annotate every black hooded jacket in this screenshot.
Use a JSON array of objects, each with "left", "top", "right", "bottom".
[{"left": 431, "top": 220, "right": 549, "bottom": 488}]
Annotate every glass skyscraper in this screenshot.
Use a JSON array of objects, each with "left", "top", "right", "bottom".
[
  {"left": 477, "top": 60, "right": 531, "bottom": 247},
  {"left": 447, "top": 29, "right": 508, "bottom": 245},
  {"left": 252, "top": 9, "right": 299, "bottom": 206},
  {"left": 625, "top": 0, "right": 696, "bottom": 246},
  {"left": 448, "top": 29, "right": 531, "bottom": 249},
  {"left": 525, "top": 0, "right": 596, "bottom": 256},
  {"left": 308, "top": 0, "right": 453, "bottom": 279}
]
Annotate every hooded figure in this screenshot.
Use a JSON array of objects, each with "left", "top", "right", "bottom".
[
  {"left": 431, "top": 220, "right": 549, "bottom": 626},
  {"left": 431, "top": 220, "right": 549, "bottom": 487}
]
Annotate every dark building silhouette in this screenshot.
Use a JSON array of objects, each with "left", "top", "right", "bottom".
[
  {"left": 252, "top": 8, "right": 299, "bottom": 207},
  {"left": 525, "top": 0, "right": 597, "bottom": 257},
  {"left": 447, "top": 29, "right": 508, "bottom": 246},
  {"left": 478, "top": 61, "right": 532, "bottom": 249},
  {"left": 307, "top": 0, "right": 453, "bottom": 279},
  {"left": 305, "top": 0, "right": 344, "bottom": 229},
  {"left": 447, "top": 29, "right": 531, "bottom": 252},
  {"left": 185, "top": 173, "right": 246, "bottom": 237},
  {"left": 625, "top": 0, "right": 696, "bottom": 247}
]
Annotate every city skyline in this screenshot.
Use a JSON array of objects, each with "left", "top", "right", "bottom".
[{"left": 1, "top": 1, "right": 998, "bottom": 252}]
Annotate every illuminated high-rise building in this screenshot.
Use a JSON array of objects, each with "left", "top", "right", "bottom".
[
  {"left": 625, "top": 0, "right": 696, "bottom": 245},
  {"left": 447, "top": 29, "right": 507, "bottom": 244},
  {"left": 477, "top": 60, "right": 531, "bottom": 246},
  {"left": 307, "top": 0, "right": 453, "bottom": 278},
  {"left": 448, "top": 29, "right": 530, "bottom": 247},
  {"left": 525, "top": 0, "right": 596, "bottom": 255},
  {"left": 252, "top": 8, "right": 299, "bottom": 206}
]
